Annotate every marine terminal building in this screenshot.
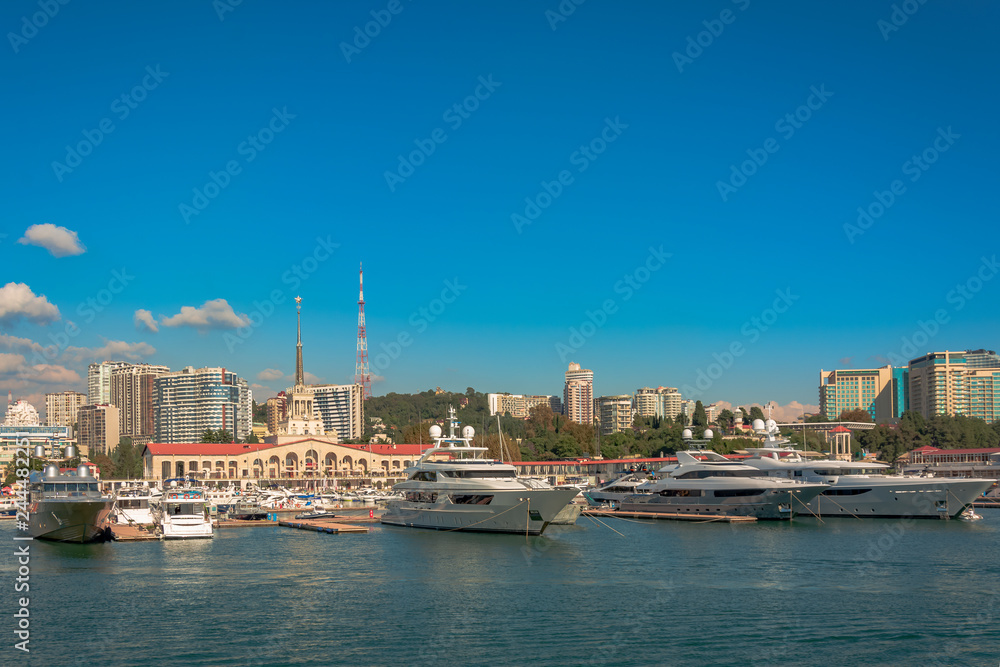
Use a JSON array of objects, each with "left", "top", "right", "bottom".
[{"left": 141, "top": 439, "right": 430, "bottom": 484}]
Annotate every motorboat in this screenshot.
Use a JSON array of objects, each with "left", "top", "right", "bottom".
[
  {"left": 381, "top": 406, "right": 578, "bottom": 535},
  {"left": 743, "top": 418, "right": 997, "bottom": 520},
  {"left": 227, "top": 497, "right": 268, "bottom": 521},
  {"left": 26, "top": 462, "right": 112, "bottom": 542},
  {"left": 113, "top": 481, "right": 156, "bottom": 525},
  {"left": 583, "top": 473, "right": 653, "bottom": 506},
  {"left": 619, "top": 431, "right": 828, "bottom": 520},
  {"left": 294, "top": 509, "right": 339, "bottom": 520},
  {"left": 154, "top": 480, "right": 213, "bottom": 539}
]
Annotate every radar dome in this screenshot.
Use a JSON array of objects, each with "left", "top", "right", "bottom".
[
  {"left": 33, "top": 445, "right": 45, "bottom": 458},
  {"left": 681, "top": 429, "right": 693, "bottom": 440},
  {"left": 44, "top": 464, "right": 59, "bottom": 479},
  {"left": 428, "top": 425, "right": 442, "bottom": 439},
  {"left": 77, "top": 464, "right": 92, "bottom": 479},
  {"left": 703, "top": 429, "right": 714, "bottom": 439},
  {"left": 752, "top": 419, "right": 765, "bottom": 431},
  {"left": 63, "top": 445, "right": 77, "bottom": 459},
  {"left": 461, "top": 425, "right": 475, "bottom": 439},
  {"left": 765, "top": 419, "right": 777, "bottom": 431}
]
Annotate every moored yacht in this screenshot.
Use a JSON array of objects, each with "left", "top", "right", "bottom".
[
  {"left": 113, "top": 481, "right": 156, "bottom": 526},
  {"left": 381, "top": 407, "right": 578, "bottom": 535},
  {"left": 583, "top": 473, "right": 653, "bottom": 506},
  {"left": 618, "top": 430, "right": 829, "bottom": 520},
  {"left": 27, "top": 461, "right": 112, "bottom": 542},
  {"left": 743, "top": 419, "right": 996, "bottom": 519},
  {"left": 154, "top": 480, "right": 213, "bottom": 539}
]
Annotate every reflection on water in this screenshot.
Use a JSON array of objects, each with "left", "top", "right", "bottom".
[{"left": 4, "top": 513, "right": 1000, "bottom": 666}]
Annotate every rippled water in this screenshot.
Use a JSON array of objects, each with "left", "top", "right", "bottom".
[{"left": 4, "top": 510, "right": 999, "bottom": 666}]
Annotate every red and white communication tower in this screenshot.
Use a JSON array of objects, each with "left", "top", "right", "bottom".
[{"left": 354, "top": 262, "right": 372, "bottom": 398}]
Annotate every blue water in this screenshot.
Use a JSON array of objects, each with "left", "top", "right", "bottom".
[{"left": 3, "top": 511, "right": 999, "bottom": 666}]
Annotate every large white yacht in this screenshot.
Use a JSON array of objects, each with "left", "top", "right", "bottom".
[
  {"left": 112, "top": 481, "right": 156, "bottom": 526},
  {"left": 583, "top": 474, "right": 653, "bottom": 506},
  {"left": 618, "top": 430, "right": 829, "bottom": 520},
  {"left": 743, "top": 419, "right": 996, "bottom": 519},
  {"left": 380, "top": 407, "right": 579, "bottom": 535},
  {"left": 153, "top": 479, "right": 213, "bottom": 539}
]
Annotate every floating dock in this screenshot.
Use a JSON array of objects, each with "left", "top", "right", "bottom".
[
  {"left": 972, "top": 499, "right": 1000, "bottom": 509},
  {"left": 582, "top": 509, "right": 758, "bottom": 523},
  {"left": 278, "top": 519, "right": 369, "bottom": 534},
  {"left": 110, "top": 524, "right": 160, "bottom": 541}
]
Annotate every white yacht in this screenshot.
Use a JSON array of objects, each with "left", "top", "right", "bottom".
[
  {"left": 743, "top": 419, "right": 996, "bottom": 520},
  {"left": 113, "top": 481, "right": 156, "bottom": 526},
  {"left": 618, "top": 430, "right": 829, "bottom": 520},
  {"left": 381, "top": 407, "right": 579, "bottom": 535},
  {"left": 154, "top": 480, "right": 213, "bottom": 539},
  {"left": 583, "top": 474, "right": 653, "bottom": 506}
]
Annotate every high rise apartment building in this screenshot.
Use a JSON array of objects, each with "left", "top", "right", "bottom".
[
  {"left": 563, "top": 363, "right": 594, "bottom": 425},
  {"left": 819, "top": 365, "right": 898, "bottom": 422},
  {"left": 487, "top": 393, "right": 563, "bottom": 418},
  {"left": 111, "top": 364, "right": 170, "bottom": 442},
  {"left": 298, "top": 384, "right": 364, "bottom": 441},
  {"left": 44, "top": 391, "right": 87, "bottom": 428},
  {"left": 596, "top": 395, "right": 633, "bottom": 437},
  {"left": 87, "top": 361, "right": 129, "bottom": 404},
  {"left": 154, "top": 367, "right": 251, "bottom": 443},
  {"left": 634, "top": 386, "right": 682, "bottom": 420},
  {"left": 78, "top": 404, "right": 120, "bottom": 456}
]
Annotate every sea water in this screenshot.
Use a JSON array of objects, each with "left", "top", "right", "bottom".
[{"left": 3, "top": 511, "right": 999, "bottom": 666}]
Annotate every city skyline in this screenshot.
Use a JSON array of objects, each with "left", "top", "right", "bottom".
[{"left": 3, "top": 2, "right": 998, "bottom": 416}]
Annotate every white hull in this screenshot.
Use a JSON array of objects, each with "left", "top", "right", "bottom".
[
  {"left": 160, "top": 515, "right": 214, "bottom": 539},
  {"left": 381, "top": 487, "right": 578, "bottom": 535},
  {"left": 806, "top": 478, "right": 994, "bottom": 519}
]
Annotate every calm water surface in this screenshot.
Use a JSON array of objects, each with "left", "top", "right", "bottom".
[{"left": 4, "top": 510, "right": 999, "bottom": 666}]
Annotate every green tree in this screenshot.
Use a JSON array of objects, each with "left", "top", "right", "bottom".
[
  {"left": 111, "top": 438, "right": 143, "bottom": 479},
  {"left": 839, "top": 408, "right": 873, "bottom": 423},
  {"left": 749, "top": 406, "right": 765, "bottom": 422},
  {"left": 245, "top": 431, "right": 259, "bottom": 444},
  {"left": 717, "top": 409, "right": 734, "bottom": 432},
  {"left": 692, "top": 401, "right": 708, "bottom": 428}
]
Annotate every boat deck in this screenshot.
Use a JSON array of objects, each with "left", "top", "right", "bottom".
[
  {"left": 110, "top": 523, "right": 160, "bottom": 541},
  {"left": 582, "top": 509, "right": 758, "bottom": 523}
]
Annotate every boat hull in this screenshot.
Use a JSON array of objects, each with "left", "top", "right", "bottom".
[
  {"left": 807, "top": 478, "right": 996, "bottom": 519},
  {"left": 619, "top": 484, "right": 827, "bottom": 520},
  {"left": 29, "top": 499, "right": 112, "bottom": 543},
  {"left": 380, "top": 487, "right": 578, "bottom": 535},
  {"left": 160, "top": 516, "right": 214, "bottom": 539}
]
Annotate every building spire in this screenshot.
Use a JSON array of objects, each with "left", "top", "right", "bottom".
[{"left": 294, "top": 296, "right": 304, "bottom": 388}]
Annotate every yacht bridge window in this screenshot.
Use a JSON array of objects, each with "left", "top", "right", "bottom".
[
  {"left": 675, "top": 470, "right": 758, "bottom": 480},
  {"left": 449, "top": 494, "right": 494, "bottom": 505},
  {"left": 439, "top": 470, "right": 516, "bottom": 479}
]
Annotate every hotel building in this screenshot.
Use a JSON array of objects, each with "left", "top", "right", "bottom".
[
  {"left": 487, "top": 393, "right": 563, "bottom": 418},
  {"left": 908, "top": 350, "right": 1000, "bottom": 421},
  {"left": 266, "top": 393, "right": 287, "bottom": 435},
  {"left": 298, "top": 384, "right": 365, "bottom": 441},
  {"left": 819, "top": 365, "right": 899, "bottom": 422}
]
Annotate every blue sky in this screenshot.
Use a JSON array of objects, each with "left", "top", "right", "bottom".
[{"left": 3, "top": 1, "right": 998, "bottom": 417}]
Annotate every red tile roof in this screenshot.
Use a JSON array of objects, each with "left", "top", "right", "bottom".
[
  {"left": 142, "top": 443, "right": 277, "bottom": 456},
  {"left": 829, "top": 426, "right": 852, "bottom": 433}
]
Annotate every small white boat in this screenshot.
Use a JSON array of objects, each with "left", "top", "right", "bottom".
[{"left": 113, "top": 481, "right": 156, "bottom": 525}]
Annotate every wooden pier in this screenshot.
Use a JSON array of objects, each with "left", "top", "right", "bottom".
[
  {"left": 582, "top": 509, "right": 758, "bottom": 523},
  {"left": 109, "top": 524, "right": 160, "bottom": 541}
]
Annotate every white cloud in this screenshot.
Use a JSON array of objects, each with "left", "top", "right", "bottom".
[
  {"left": 0, "top": 334, "right": 45, "bottom": 354},
  {"left": 160, "top": 298, "right": 251, "bottom": 332},
  {"left": 0, "top": 283, "right": 61, "bottom": 326},
  {"left": 17, "top": 223, "right": 86, "bottom": 257},
  {"left": 0, "top": 352, "right": 25, "bottom": 374},
  {"left": 0, "top": 353, "right": 81, "bottom": 385},
  {"left": 713, "top": 400, "right": 819, "bottom": 423},
  {"left": 133, "top": 309, "right": 159, "bottom": 333},
  {"left": 65, "top": 339, "right": 156, "bottom": 363},
  {"left": 257, "top": 368, "right": 284, "bottom": 381}
]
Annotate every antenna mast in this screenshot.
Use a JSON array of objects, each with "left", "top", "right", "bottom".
[{"left": 355, "top": 263, "right": 372, "bottom": 398}]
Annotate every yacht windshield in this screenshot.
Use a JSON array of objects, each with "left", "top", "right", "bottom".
[
  {"left": 440, "top": 470, "right": 516, "bottom": 479},
  {"left": 812, "top": 468, "right": 885, "bottom": 476},
  {"left": 674, "top": 470, "right": 759, "bottom": 479}
]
